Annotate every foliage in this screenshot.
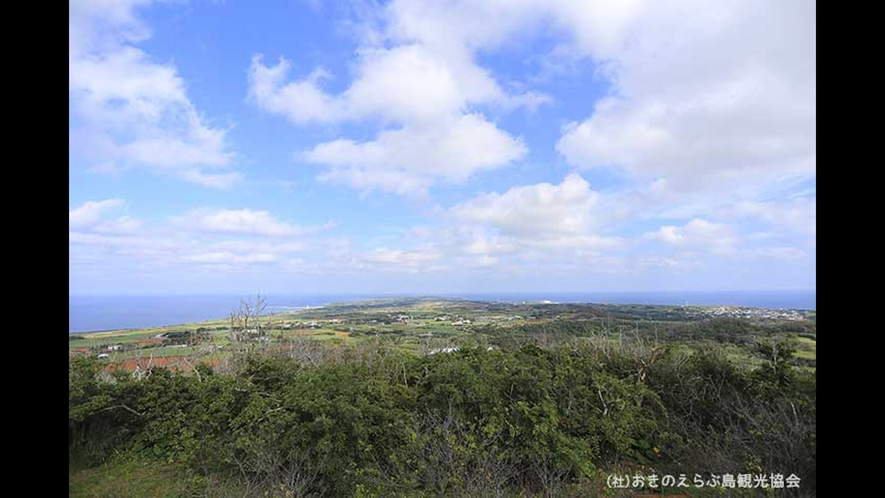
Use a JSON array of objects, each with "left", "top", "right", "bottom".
[{"left": 69, "top": 337, "right": 815, "bottom": 496}]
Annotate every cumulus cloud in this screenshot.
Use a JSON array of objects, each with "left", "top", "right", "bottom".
[
  {"left": 364, "top": 0, "right": 814, "bottom": 194},
  {"left": 360, "top": 247, "right": 440, "bottom": 267},
  {"left": 247, "top": 56, "right": 344, "bottom": 125},
  {"left": 461, "top": 233, "right": 517, "bottom": 256},
  {"left": 70, "top": 203, "right": 326, "bottom": 276},
  {"left": 248, "top": 45, "right": 542, "bottom": 126},
  {"left": 307, "top": 114, "right": 527, "bottom": 194},
  {"left": 70, "top": 0, "right": 238, "bottom": 188},
  {"left": 731, "top": 198, "right": 816, "bottom": 237},
  {"left": 171, "top": 209, "right": 335, "bottom": 237},
  {"left": 554, "top": 0, "right": 815, "bottom": 191},
  {"left": 454, "top": 174, "right": 598, "bottom": 236},
  {"left": 643, "top": 218, "right": 737, "bottom": 255},
  {"left": 68, "top": 1, "right": 815, "bottom": 290},
  {"left": 70, "top": 198, "right": 142, "bottom": 234},
  {"left": 246, "top": 5, "right": 552, "bottom": 194},
  {"left": 450, "top": 174, "right": 624, "bottom": 257},
  {"left": 70, "top": 198, "right": 124, "bottom": 228},
  {"left": 176, "top": 239, "right": 307, "bottom": 268},
  {"left": 176, "top": 209, "right": 296, "bottom": 237}
]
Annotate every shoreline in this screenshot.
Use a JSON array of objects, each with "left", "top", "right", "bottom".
[{"left": 69, "top": 297, "right": 814, "bottom": 335}]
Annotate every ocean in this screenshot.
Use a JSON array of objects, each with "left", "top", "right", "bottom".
[{"left": 69, "top": 291, "right": 815, "bottom": 333}]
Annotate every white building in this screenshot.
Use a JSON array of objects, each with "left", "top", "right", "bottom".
[{"left": 429, "top": 346, "right": 460, "bottom": 355}]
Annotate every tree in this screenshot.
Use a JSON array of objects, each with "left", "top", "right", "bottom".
[
  {"left": 753, "top": 337, "right": 797, "bottom": 387},
  {"left": 229, "top": 293, "right": 268, "bottom": 344}
]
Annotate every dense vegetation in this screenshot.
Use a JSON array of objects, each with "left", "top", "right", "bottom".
[{"left": 70, "top": 331, "right": 815, "bottom": 497}]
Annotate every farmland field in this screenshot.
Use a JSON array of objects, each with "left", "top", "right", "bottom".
[{"left": 72, "top": 298, "right": 816, "bottom": 372}]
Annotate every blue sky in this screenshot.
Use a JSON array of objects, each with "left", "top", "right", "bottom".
[{"left": 69, "top": 0, "right": 816, "bottom": 296}]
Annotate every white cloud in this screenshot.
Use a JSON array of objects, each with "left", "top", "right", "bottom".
[
  {"left": 247, "top": 56, "right": 344, "bottom": 125},
  {"left": 383, "top": 0, "right": 644, "bottom": 61},
  {"left": 635, "top": 256, "right": 703, "bottom": 271},
  {"left": 366, "top": 0, "right": 813, "bottom": 194},
  {"left": 643, "top": 218, "right": 737, "bottom": 255},
  {"left": 173, "top": 239, "right": 306, "bottom": 268},
  {"left": 343, "top": 45, "right": 508, "bottom": 124},
  {"left": 70, "top": 1, "right": 238, "bottom": 188},
  {"left": 307, "top": 237, "right": 447, "bottom": 274},
  {"left": 211, "top": 239, "right": 306, "bottom": 254},
  {"left": 197, "top": 209, "right": 295, "bottom": 237},
  {"left": 70, "top": 203, "right": 325, "bottom": 276},
  {"left": 70, "top": 198, "right": 142, "bottom": 234},
  {"left": 186, "top": 252, "right": 278, "bottom": 265},
  {"left": 446, "top": 174, "right": 625, "bottom": 263},
  {"left": 461, "top": 233, "right": 517, "bottom": 256},
  {"left": 554, "top": 0, "right": 815, "bottom": 191},
  {"left": 178, "top": 170, "right": 241, "bottom": 190},
  {"left": 69, "top": 0, "right": 153, "bottom": 56},
  {"left": 69, "top": 232, "right": 150, "bottom": 251},
  {"left": 246, "top": 5, "right": 553, "bottom": 194},
  {"left": 248, "top": 44, "right": 543, "bottom": 127},
  {"left": 308, "top": 114, "right": 526, "bottom": 194},
  {"left": 732, "top": 198, "right": 816, "bottom": 237},
  {"left": 172, "top": 209, "right": 335, "bottom": 238},
  {"left": 453, "top": 173, "right": 600, "bottom": 238},
  {"left": 70, "top": 198, "right": 124, "bottom": 228},
  {"left": 361, "top": 247, "right": 439, "bottom": 267},
  {"left": 752, "top": 247, "right": 808, "bottom": 262},
  {"left": 498, "top": 91, "right": 553, "bottom": 113}
]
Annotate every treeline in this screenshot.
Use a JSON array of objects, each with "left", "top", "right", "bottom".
[
  {"left": 478, "top": 317, "right": 816, "bottom": 348},
  {"left": 70, "top": 339, "right": 815, "bottom": 497}
]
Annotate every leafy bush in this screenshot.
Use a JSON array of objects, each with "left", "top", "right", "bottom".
[{"left": 69, "top": 338, "right": 815, "bottom": 496}]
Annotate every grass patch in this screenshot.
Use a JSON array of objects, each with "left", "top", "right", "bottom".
[
  {"left": 118, "top": 346, "right": 197, "bottom": 358},
  {"left": 69, "top": 333, "right": 158, "bottom": 350},
  {"left": 794, "top": 336, "right": 816, "bottom": 360},
  {"left": 69, "top": 458, "right": 196, "bottom": 498},
  {"left": 795, "top": 349, "right": 816, "bottom": 360}
]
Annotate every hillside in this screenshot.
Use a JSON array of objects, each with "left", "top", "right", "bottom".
[{"left": 70, "top": 299, "right": 816, "bottom": 497}]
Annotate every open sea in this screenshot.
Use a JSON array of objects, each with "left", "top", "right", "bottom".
[{"left": 69, "top": 291, "right": 815, "bottom": 333}]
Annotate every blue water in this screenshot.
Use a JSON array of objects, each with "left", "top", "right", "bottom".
[
  {"left": 69, "top": 291, "right": 815, "bottom": 333},
  {"left": 458, "top": 291, "right": 816, "bottom": 310},
  {"left": 68, "top": 294, "right": 373, "bottom": 333}
]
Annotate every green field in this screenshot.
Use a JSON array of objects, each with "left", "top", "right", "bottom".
[
  {"left": 72, "top": 298, "right": 817, "bottom": 374},
  {"left": 794, "top": 335, "right": 817, "bottom": 360}
]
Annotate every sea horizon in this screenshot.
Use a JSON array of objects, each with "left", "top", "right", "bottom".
[{"left": 69, "top": 290, "right": 816, "bottom": 333}]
